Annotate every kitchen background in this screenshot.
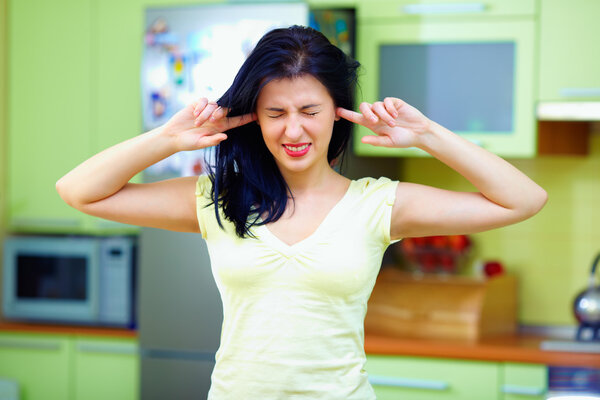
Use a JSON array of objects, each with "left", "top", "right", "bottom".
[{"left": 0, "top": 0, "right": 599, "bottom": 399}]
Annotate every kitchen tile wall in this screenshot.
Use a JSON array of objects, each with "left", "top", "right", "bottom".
[{"left": 400, "top": 125, "right": 600, "bottom": 326}]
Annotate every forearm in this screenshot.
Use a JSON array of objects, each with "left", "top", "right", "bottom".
[
  {"left": 56, "top": 126, "right": 176, "bottom": 207},
  {"left": 417, "top": 121, "right": 547, "bottom": 215}
]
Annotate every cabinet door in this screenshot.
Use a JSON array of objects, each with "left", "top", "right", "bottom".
[
  {"left": 366, "top": 355, "right": 500, "bottom": 400},
  {"left": 0, "top": 333, "right": 70, "bottom": 400},
  {"left": 72, "top": 337, "right": 139, "bottom": 400},
  {"left": 539, "top": 0, "right": 600, "bottom": 101},
  {"left": 8, "top": 0, "right": 93, "bottom": 233},
  {"left": 355, "top": 18, "right": 536, "bottom": 158},
  {"left": 501, "top": 363, "right": 547, "bottom": 400}
]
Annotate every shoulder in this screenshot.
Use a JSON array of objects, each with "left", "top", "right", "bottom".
[
  {"left": 195, "top": 174, "right": 212, "bottom": 198},
  {"left": 351, "top": 176, "right": 398, "bottom": 202}
]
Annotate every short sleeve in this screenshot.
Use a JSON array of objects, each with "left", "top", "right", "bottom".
[
  {"left": 355, "top": 177, "right": 400, "bottom": 246},
  {"left": 195, "top": 174, "right": 214, "bottom": 239}
]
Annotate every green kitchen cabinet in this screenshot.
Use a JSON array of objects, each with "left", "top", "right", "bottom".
[
  {"left": 307, "top": 0, "right": 357, "bottom": 7},
  {"left": 366, "top": 355, "right": 501, "bottom": 400},
  {"left": 0, "top": 332, "right": 139, "bottom": 400},
  {"left": 366, "top": 355, "right": 548, "bottom": 400},
  {"left": 354, "top": 2, "right": 537, "bottom": 158},
  {"left": 0, "top": 332, "right": 71, "bottom": 400},
  {"left": 7, "top": 0, "right": 139, "bottom": 234},
  {"left": 501, "top": 362, "right": 547, "bottom": 400},
  {"left": 72, "top": 336, "right": 139, "bottom": 400},
  {"left": 7, "top": 0, "right": 94, "bottom": 233},
  {"left": 538, "top": 0, "right": 600, "bottom": 102}
]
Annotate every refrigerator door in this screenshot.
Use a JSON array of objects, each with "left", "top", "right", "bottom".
[
  {"left": 138, "top": 228, "right": 222, "bottom": 399},
  {"left": 142, "top": 356, "right": 215, "bottom": 400}
]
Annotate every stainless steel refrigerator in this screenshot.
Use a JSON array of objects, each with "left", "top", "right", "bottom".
[{"left": 138, "top": 4, "right": 307, "bottom": 399}]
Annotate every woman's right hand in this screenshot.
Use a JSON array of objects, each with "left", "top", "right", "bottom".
[{"left": 162, "top": 98, "right": 256, "bottom": 152}]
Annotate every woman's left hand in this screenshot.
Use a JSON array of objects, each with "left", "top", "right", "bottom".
[{"left": 336, "top": 97, "right": 432, "bottom": 148}]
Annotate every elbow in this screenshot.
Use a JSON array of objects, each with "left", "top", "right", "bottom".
[
  {"left": 523, "top": 187, "right": 548, "bottom": 219},
  {"left": 55, "top": 178, "right": 70, "bottom": 205},
  {"left": 55, "top": 177, "right": 79, "bottom": 209}
]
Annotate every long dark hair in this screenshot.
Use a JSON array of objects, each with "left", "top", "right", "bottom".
[{"left": 208, "top": 25, "right": 360, "bottom": 238}]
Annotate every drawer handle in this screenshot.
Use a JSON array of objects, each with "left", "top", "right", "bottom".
[
  {"left": 0, "top": 338, "right": 62, "bottom": 351},
  {"left": 501, "top": 384, "right": 545, "bottom": 396},
  {"left": 403, "top": 3, "right": 486, "bottom": 15},
  {"left": 559, "top": 87, "right": 600, "bottom": 98},
  {"left": 369, "top": 374, "right": 449, "bottom": 391},
  {"left": 10, "top": 217, "right": 81, "bottom": 227},
  {"left": 77, "top": 342, "right": 138, "bottom": 355}
]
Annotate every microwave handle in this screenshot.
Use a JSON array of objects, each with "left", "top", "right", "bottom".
[
  {"left": 0, "top": 338, "right": 62, "bottom": 351},
  {"left": 403, "top": 3, "right": 486, "bottom": 15}
]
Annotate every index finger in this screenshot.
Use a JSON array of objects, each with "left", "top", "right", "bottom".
[
  {"left": 225, "top": 112, "right": 257, "bottom": 130},
  {"left": 336, "top": 107, "right": 369, "bottom": 126}
]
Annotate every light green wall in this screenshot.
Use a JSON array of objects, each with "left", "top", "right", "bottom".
[
  {"left": 401, "top": 127, "right": 600, "bottom": 326},
  {"left": 0, "top": 0, "right": 6, "bottom": 305},
  {"left": 2, "top": 0, "right": 597, "bottom": 327}
]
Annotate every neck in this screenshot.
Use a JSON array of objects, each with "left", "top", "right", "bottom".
[{"left": 279, "top": 160, "right": 340, "bottom": 196}]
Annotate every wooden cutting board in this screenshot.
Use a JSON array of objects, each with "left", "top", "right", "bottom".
[{"left": 365, "top": 268, "right": 517, "bottom": 340}]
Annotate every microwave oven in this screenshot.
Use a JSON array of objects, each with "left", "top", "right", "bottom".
[{"left": 2, "top": 235, "right": 136, "bottom": 328}]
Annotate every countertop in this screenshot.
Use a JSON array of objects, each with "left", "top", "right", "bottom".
[
  {"left": 0, "top": 320, "right": 137, "bottom": 338},
  {"left": 1, "top": 321, "right": 598, "bottom": 368},
  {"left": 365, "top": 333, "right": 600, "bottom": 368}
]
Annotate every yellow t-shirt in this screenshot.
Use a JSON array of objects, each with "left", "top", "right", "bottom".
[{"left": 195, "top": 175, "right": 399, "bottom": 400}]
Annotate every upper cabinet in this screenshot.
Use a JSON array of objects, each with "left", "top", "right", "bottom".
[
  {"left": 8, "top": 0, "right": 97, "bottom": 233},
  {"left": 7, "top": 0, "right": 231, "bottom": 234},
  {"left": 537, "top": 0, "right": 600, "bottom": 119},
  {"left": 538, "top": 0, "right": 600, "bottom": 100},
  {"left": 354, "top": 0, "right": 538, "bottom": 158}
]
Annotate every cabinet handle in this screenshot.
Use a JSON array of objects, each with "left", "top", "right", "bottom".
[
  {"left": 92, "top": 219, "right": 136, "bottom": 229},
  {"left": 403, "top": 3, "right": 486, "bottom": 15},
  {"left": 10, "top": 217, "right": 81, "bottom": 227},
  {"left": 559, "top": 88, "right": 600, "bottom": 98},
  {"left": 501, "top": 384, "right": 545, "bottom": 396},
  {"left": 368, "top": 374, "right": 449, "bottom": 390},
  {"left": 0, "top": 338, "right": 62, "bottom": 351},
  {"left": 77, "top": 341, "right": 138, "bottom": 355}
]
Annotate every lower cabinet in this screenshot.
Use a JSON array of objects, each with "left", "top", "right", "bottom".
[
  {"left": 0, "top": 333, "right": 70, "bottom": 400},
  {"left": 501, "top": 362, "right": 547, "bottom": 400},
  {"left": 366, "top": 355, "right": 547, "bottom": 400},
  {"left": 73, "top": 337, "right": 140, "bottom": 400},
  {"left": 0, "top": 332, "right": 139, "bottom": 400}
]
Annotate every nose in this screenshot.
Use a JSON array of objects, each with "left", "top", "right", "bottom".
[{"left": 284, "top": 114, "right": 303, "bottom": 140}]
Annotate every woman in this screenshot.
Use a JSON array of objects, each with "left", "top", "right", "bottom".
[{"left": 57, "top": 26, "right": 547, "bottom": 399}]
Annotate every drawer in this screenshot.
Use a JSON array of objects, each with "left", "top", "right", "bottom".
[
  {"left": 366, "top": 355, "right": 500, "bottom": 400},
  {"left": 357, "top": 0, "right": 537, "bottom": 20},
  {"left": 501, "top": 363, "right": 547, "bottom": 400}
]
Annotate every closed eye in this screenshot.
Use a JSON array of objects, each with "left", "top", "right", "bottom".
[
  {"left": 305, "top": 112, "right": 319, "bottom": 116},
  {"left": 267, "top": 114, "right": 283, "bottom": 119}
]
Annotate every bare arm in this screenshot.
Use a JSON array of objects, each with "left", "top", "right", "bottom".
[
  {"left": 56, "top": 99, "right": 255, "bottom": 232},
  {"left": 337, "top": 98, "right": 547, "bottom": 239}
]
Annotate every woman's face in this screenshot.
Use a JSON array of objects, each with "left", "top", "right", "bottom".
[{"left": 256, "top": 74, "right": 339, "bottom": 177}]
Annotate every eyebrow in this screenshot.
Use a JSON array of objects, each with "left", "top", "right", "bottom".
[{"left": 265, "top": 104, "right": 321, "bottom": 112}]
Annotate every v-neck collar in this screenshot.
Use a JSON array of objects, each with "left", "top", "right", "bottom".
[{"left": 255, "top": 180, "right": 355, "bottom": 254}]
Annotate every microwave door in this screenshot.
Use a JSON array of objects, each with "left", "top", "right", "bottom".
[{"left": 3, "top": 236, "right": 99, "bottom": 324}]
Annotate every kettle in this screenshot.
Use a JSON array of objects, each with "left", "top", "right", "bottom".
[{"left": 573, "top": 252, "right": 600, "bottom": 341}]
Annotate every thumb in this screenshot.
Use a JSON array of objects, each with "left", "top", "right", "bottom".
[{"left": 361, "top": 134, "right": 395, "bottom": 148}]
